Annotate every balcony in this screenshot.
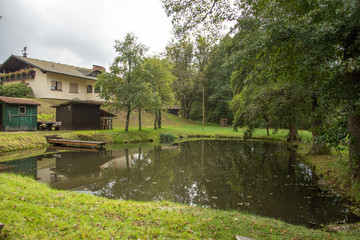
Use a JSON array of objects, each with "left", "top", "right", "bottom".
[{"left": 0, "top": 68, "right": 36, "bottom": 82}]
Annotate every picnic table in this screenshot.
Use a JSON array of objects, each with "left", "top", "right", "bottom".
[{"left": 37, "top": 121, "right": 61, "bottom": 131}]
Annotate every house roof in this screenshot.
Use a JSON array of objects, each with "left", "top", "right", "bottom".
[
  {"left": 51, "top": 99, "right": 104, "bottom": 108},
  {"left": 0, "top": 96, "right": 41, "bottom": 106},
  {"left": 0, "top": 55, "right": 100, "bottom": 81}
]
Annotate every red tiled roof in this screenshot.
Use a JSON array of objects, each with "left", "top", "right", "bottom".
[{"left": 0, "top": 96, "right": 41, "bottom": 106}]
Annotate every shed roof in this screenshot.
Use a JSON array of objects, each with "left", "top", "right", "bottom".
[
  {"left": 52, "top": 99, "right": 104, "bottom": 108},
  {"left": 0, "top": 96, "right": 41, "bottom": 106},
  {"left": 166, "top": 106, "right": 181, "bottom": 110},
  {"left": 0, "top": 55, "right": 99, "bottom": 81},
  {"left": 100, "top": 109, "right": 116, "bottom": 117}
]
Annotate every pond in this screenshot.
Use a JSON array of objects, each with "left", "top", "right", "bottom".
[{"left": 2, "top": 140, "right": 359, "bottom": 228}]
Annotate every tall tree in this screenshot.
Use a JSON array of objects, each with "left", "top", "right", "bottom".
[
  {"left": 141, "top": 56, "right": 175, "bottom": 129},
  {"left": 166, "top": 39, "right": 198, "bottom": 119},
  {"left": 96, "top": 32, "right": 148, "bottom": 131},
  {"left": 203, "top": 36, "right": 234, "bottom": 124}
]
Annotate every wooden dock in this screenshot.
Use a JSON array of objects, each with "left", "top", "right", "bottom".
[
  {"left": 47, "top": 146, "right": 105, "bottom": 152},
  {"left": 47, "top": 138, "right": 106, "bottom": 149}
]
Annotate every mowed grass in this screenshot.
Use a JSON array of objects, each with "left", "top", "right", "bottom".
[{"left": 1, "top": 173, "right": 359, "bottom": 240}]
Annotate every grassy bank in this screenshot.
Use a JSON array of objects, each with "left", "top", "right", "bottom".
[
  {"left": 297, "top": 143, "right": 360, "bottom": 206},
  {"left": 0, "top": 124, "right": 310, "bottom": 154},
  {"left": 1, "top": 173, "right": 359, "bottom": 239}
]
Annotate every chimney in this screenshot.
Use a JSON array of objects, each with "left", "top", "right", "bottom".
[{"left": 93, "top": 65, "right": 105, "bottom": 72}]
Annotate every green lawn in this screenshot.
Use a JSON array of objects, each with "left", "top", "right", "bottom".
[{"left": 1, "top": 173, "right": 359, "bottom": 239}]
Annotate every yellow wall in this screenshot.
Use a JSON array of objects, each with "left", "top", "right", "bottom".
[
  {"left": 2, "top": 68, "right": 102, "bottom": 101},
  {"left": 46, "top": 72, "right": 101, "bottom": 100}
]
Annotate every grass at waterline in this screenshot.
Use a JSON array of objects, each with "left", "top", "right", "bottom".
[
  {"left": 0, "top": 125, "right": 307, "bottom": 155},
  {"left": 298, "top": 143, "right": 360, "bottom": 206},
  {"left": 0, "top": 132, "right": 48, "bottom": 153},
  {"left": 1, "top": 173, "right": 359, "bottom": 240}
]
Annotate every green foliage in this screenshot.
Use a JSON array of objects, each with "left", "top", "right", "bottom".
[
  {"left": 202, "top": 36, "right": 234, "bottom": 123},
  {"left": 140, "top": 57, "right": 175, "bottom": 111},
  {"left": 166, "top": 39, "right": 197, "bottom": 119},
  {"left": 231, "top": 82, "right": 311, "bottom": 133},
  {"left": 96, "top": 32, "right": 148, "bottom": 131},
  {"left": 160, "top": 133, "right": 175, "bottom": 144},
  {"left": 37, "top": 113, "right": 54, "bottom": 122},
  {"left": 166, "top": 36, "right": 213, "bottom": 120},
  {"left": 0, "top": 83, "right": 34, "bottom": 98},
  {"left": 162, "top": 0, "right": 236, "bottom": 37}
]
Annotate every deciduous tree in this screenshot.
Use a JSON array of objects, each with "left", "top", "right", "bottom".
[
  {"left": 96, "top": 33, "right": 148, "bottom": 131},
  {"left": 141, "top": 56, "right": 175, "bottom": 129}
]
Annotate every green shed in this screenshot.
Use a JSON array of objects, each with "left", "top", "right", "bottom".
[{"left": 0, "top": 96, "right": 41, "bottom": 131}]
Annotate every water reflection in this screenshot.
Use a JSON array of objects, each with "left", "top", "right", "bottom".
[{"left": 3, "top": 140, "right": 359, "bottom": 228}]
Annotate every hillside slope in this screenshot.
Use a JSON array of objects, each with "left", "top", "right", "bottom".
[{"left": 35, "top": 98, "right": 196, "bottom": 128}]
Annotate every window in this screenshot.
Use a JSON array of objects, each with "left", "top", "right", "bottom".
[
  {"left": 51, "top": 81, "right": 62, "bottom": 90},
  {"left": 19, "top": 106, "right": 26, "bottom": 114},
  {"left": 27, "top": 71, "right": 35, "bottom": 79},
  {"left": 69, "top": 83, "right": 78, "bottom": 93},
  {"left": 87, "top": 85, "right": 93, "bottom": 93}
]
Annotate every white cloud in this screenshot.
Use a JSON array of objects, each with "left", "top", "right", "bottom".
[{"left": 0, "top": 0, "right": 172, "bottom": 69}]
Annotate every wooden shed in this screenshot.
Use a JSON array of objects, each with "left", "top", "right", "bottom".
[
  {"left": 100, "top": 109, "right": 116, "bottom": 130},
  {"left": 52, "top": 100, "right": 103, "bottom": 130},
  {"left": 167, "top": 106, "right": 181, "bottom": 116},
  {"left": 0, "top": 96, "right": 41, "bottom": 131}
]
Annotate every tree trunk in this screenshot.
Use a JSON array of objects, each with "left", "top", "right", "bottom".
[
  {"left": 309, "top": 95, "right": 330, "bottom": 154},
  {"left": 125, "top": 104, "right": 131, "bottom": 132},
  {"left": 158, "top": 110, "right": 162, "bottom": 129},
  {"left": 181, "top": 97, "right": 193, "bottom": 119},
  {"left": 154, "top": 111, "right": 158, "bottom": 130},
  {"left": 347, "top": 70, "right": 360, "bottom": 181},
  {"left": 266, "top": 127, "right": 269, "bottom": 137},
  {"left": 138, "top": 107, "right": 142, "bottom": 131},
  {"left": 348, "top": 115, "right": 360, "bottom": 181},
  {"left": 344, "top": 25, "right": 360, "bottom": 181},
  {"left": 287, "top": 124, "right": 299, "bottom": 142}
]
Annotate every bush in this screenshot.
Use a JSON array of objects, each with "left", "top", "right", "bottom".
[
  {"left": 160, "top": 133, "right": 175, "bottom": 144},
  {"left": 0, "top": 83, "right": 34, "bottom": 98}
]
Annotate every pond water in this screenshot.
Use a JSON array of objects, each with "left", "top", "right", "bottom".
[{"left": 2, "top": 140, "right": 359, "bottom": 228}]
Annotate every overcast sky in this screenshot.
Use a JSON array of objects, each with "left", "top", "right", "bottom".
[{"left": 0, "top": 0, "right": 173, "bottom": 70}]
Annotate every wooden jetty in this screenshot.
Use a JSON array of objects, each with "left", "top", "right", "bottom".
[
  {"left": 47, "top": 146, "right": 105, "bottom": 152},
  {"left": 45, "top": 135, "right": 106, "bottom": 149}
]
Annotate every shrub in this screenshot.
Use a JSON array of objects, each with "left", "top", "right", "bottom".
[
  {"left": 1, "top": 83, "right": 34, "bottom": 98},
  {"left": 160, "top": 133, "right": 175, "bottom": 144}
]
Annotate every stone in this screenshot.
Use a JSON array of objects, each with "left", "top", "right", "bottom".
[{"left": 236, "top": 236, "right": 254, "bottom": 240}]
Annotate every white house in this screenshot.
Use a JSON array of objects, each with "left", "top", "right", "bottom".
[{"left": 0, "top": 55, "right": 104, "bottom": 101}]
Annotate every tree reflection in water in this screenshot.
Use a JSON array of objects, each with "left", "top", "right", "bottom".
[
  {"left": 91, "top": 140, "right": 359, "bottom": 228},
  {"left": 4, "top": 140, "right": 358, "bottom": 228}
]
